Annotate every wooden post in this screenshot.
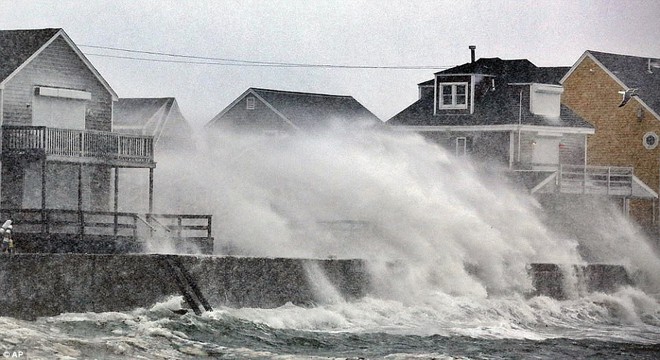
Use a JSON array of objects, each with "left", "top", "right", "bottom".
[
  {"left": 41, "top": 157, "right": 47, "bottom": 234},
  {"left": 78, "top": 163, "right": 84, "bottom": 240},
  {"left": 149, "top": 168, "right": 154, "bottom": 214},
  {"left": 114, "top": 167, "right": 119, "bottom": 236}
]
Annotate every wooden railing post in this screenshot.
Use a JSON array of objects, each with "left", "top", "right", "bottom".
[
  {"left": 133, "top": 214, "right": 138, "bottom": 239},
  {"left": 207, "top": 215, "right": 212, "bottom": 240},
  {"left": 79, "top": 210, "right": 85, "bottom": 242}
]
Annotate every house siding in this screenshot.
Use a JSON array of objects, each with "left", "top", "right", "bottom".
[
  {"left": 210, "top": 96, "right": 291, "bottom": 133},
  {"left": 2, "top": 36, "right": 112, "bottom": 131},
  {"left": 559, "top": 133, "right": 586, "bottom": 165},
  {"left": 1, "top": 35, "right": 113, "bottom": 211},
  {"left": 562, "top": 56, "right": 659, "bottom": 228}
]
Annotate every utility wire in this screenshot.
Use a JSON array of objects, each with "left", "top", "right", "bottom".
[{"left": 80, "top": 44, "right": 451, "bottom": 70}]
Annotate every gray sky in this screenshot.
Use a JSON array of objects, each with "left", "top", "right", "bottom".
[{"left": 2, "top": 0, "right": 659, "bottom": 127}]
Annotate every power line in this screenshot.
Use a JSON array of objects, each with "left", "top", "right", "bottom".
[{"left": 80, "top": 44, "right": 451, "bottom": 70}]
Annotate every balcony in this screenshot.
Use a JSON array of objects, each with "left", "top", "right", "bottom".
[
  {"left": 2, "top": 126, "right": 155, "bottom": 168},
  {"left": 514, "top": 164, "right": 657, "bottom": 199}
]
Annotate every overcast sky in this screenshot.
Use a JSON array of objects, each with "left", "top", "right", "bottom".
[{"left": 2, "top": 0, "right": 659, "bottom": 127}]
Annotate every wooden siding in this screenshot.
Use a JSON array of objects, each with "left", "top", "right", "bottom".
[
  {"left": 562, "top": 56, "right": 659, "bottom": 227},
  {"left": 559, "top": 133, "right": 586, "bottom": 165},
  {"left": 2, "top": 36, "right": 112, "bottom": 131},
  {"left": 210, "top": 95, "right": 291, "bottom": 133}
]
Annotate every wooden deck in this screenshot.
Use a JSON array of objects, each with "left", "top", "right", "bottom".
[
  {"left": 2, "top": 125, "right": 155, "bottom": 168},
  {"left": 557, "top": 165, "right": 634, "bottom": 196},
  {"left": 0, "top": 208, "right": 213, "bottom": 254},
  {"left": 516, "top": 164, "right": 656, "bottom": 198}
]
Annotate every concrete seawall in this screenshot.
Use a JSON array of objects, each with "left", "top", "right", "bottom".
[
  {"left": 0, "top": 254, "right": 369, "bottom": 320},
  {"left": 530, "top": 263, "right": 633, "bottom": 299},
  {"left": 0, "top": 255, "right": 634, "bottom": 319}
]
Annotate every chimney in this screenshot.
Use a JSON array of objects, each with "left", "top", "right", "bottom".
[{"left": 469, "top": 45, "right": 476, "bottom": 63}]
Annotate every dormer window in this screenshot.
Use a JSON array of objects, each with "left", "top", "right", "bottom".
[{"left": 439, "top": 82, "right": 468, "bottom": 109}]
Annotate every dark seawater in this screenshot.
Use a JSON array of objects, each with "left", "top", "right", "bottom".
[{"left": 2, "top": 291, "right": 659, "bottom": 359}]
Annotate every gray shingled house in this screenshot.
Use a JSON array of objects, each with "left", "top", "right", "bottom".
[
  {"left": 387, "top": 49, "right": 655, "bottom": 201},
  {"left": 205, "top": 87, "right": 381, "bottom": 133},
  {"left": 0, "top": 28, "right": 212, "bottom": 253}
]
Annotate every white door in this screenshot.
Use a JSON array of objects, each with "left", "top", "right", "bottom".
[{"left": 531, "top": 136, "right": 560, "bottom": 167}]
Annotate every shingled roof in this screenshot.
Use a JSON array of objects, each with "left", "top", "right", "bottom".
[
  {"left": 418, "top": 59, "right": 569, "bottom": 87},
  {"left": 207, "top": 88, "right": 381, "bottom": 131},
  {"left": 389, "top": 57, "right": 590, "bottom": 129},
  {"left": 0, "top": 28, "right": 60, "bottom": 83},
  {"left": 388, "top": 84, "right": 591, "bottom": 128},
  {"left": 0, "top": 28, "right": 117, "bottom": 99},
  {"left": 561, "top": 50, "right": 660, "bottom": 116},
  {"left": 114, "top": 97, "right": 194, "bottom": 150}
]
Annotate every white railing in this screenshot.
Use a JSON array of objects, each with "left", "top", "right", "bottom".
[{"left": 2, "top": 126, "right": 154, "bottom": 165}]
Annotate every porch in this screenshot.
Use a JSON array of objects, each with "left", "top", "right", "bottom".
[
  {"left": 1, "top": 126, "right": 214, "bottom": 254},
  {"left": 514, "top": 164, "right": 657, "bottom": 199},
  {"left": 2, "top": 125, "right": 155, "bottom": 167},
  {"left": 1, "top": 208, "right": 213, "bottom": 254},
  {"left": 2, "top": 125, "right": 157, "bottom": 213}
]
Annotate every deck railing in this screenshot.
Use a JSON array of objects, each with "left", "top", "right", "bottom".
[
  {"left": 558, "top": 164, "right": 634, "bottom": 195},
  {"left": 0, "top": 208, "right": 213, "bottom": 254},
  {"left": 2, "top": 126, "right": 154, "bottom": 165}
]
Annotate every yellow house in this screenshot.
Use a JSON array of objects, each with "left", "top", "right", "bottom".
[{"left": 561, "top": 50, "right": 660, "bottom": 233}]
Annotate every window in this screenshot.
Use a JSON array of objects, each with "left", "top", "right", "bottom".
[
  {"left": 246, "top": 97, "right": 256, "bottom": 110},
  {"left": 455, "top": 137, "right": 467, "bottom": 156},
  {"left": 643, "top": 132, "right": 658, "bottom": 150},
  {"left": 439, "top": 83, "right": 468, "bottom": 109}
]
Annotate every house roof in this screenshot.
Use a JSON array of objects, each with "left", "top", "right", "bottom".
[
  {"left": 113, "top": 97, "right": 194, "bottom": 146},
  {"left": 207, "top": 87, "right": 382, "bottom": 130},
  {"left": 417, "top": 59, "right": 569, "bottom": 87},
  {"left": 388, "top": 84, "right": 592, "bottom": 129},
  {"left": 561, "top": 50, "right": 660, "bottom": 118},
  {"left": 0, "top": 28, "right": 117, "bottom": 99},
  {"left": 114, "top": 97, "right": 175, "bottom": 129},
  {"left": 0, "top": 28, "right": 59, "bottom": 83},
  {"left": 390, "top": 57, "right": 588, "bottom": 130}
]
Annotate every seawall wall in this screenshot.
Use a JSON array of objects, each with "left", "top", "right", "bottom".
[
  {"left": 0, "top": 255, "right": 634, "bottom": 319},
  {"left": 0, "top": 254, "right": 369, "bottom": 319}
]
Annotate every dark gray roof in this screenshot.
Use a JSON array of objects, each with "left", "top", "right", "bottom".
[
  {"left": 0, "top": 28, "right": 60, "bottom": 83},
  {"left": 114, "top": 97, "right": 194, "bottom": 151},
  {"left": 114, "top": 98, "right": 175, "bottom": 128},
  {"left": 418, "top": 60, "right": 570, "bottom": 87},
  {"left": 389, "top": 57, "right": 587, "bottom": 128},
  {"left": 388, "top": 84, "right": 592, "bottom": 128},
  {"left": 435, "top": 58, "right": 541, "bottom": 83},
  {"left": 251, "top": 88, "right": 381, "bottom": 128},
  {"left": 588, "top": 50, "right": 660, "bottom": 114}
]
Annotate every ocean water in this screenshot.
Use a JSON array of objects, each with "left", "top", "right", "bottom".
[
  {"left": 1, "top": 288, "right": 658, "bottom": 359},
  {"left": 4, "top": 124, "right": 659, "bottom": 358}
]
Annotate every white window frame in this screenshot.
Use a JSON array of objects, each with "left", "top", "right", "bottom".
[
  {"left": 455, "top": 137, "right": 467, "bottom": 156},
  {"left": 439, "top": 82, "right": 468, "bottom": 109},
  {"left": 246, "top": 96, "right": 256, "bottom": 110}
]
